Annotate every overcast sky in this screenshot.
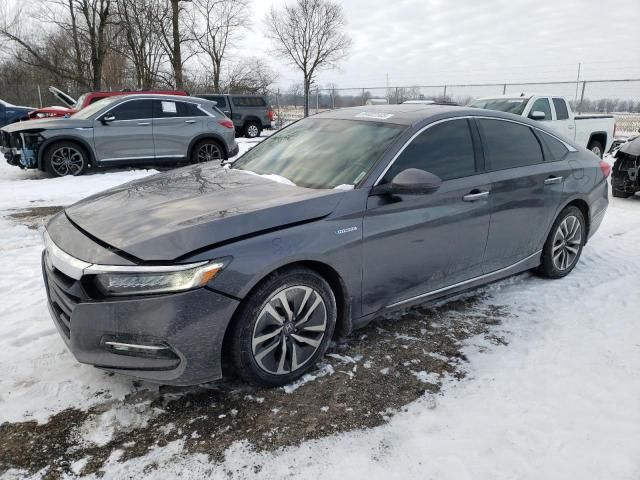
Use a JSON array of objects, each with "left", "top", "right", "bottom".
[{"left": 241, "top": 0, "right": 640, "bottom": 91}]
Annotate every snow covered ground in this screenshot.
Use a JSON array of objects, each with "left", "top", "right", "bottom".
[{"left": 1, "top": 149, "right": 639, "bottom": 479}]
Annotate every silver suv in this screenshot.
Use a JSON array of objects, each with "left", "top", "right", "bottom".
[{"left": 1, "top": 94, "right": 239, "bottom": 177}]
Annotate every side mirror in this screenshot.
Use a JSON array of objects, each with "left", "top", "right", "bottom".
[
  {"left": 101, "top": 113, "right": 115, "bottom": 124},
  {"left": 529, "top": 110, "right": 546, "bottom": 121},
  {"left": 370, "top": 168, "right": 443, "bottom": 196}
]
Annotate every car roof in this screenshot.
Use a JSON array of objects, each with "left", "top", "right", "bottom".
[
  {"left": 313, "top": 104, "right": 483, "bottom": 126},
  {"left": 112, "top": 94, "right": 209, "bottom": 102}
]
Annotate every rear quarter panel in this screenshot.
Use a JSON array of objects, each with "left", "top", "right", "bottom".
[{"left": 554, "top": 149, "right": 608, "bottom": 243}]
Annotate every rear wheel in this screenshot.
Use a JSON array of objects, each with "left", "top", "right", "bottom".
[
  {"left": 192, "top": 139, "right": 225, "bottom": 163},
  {"left": 228, "top": 267, "right": 337, "bottom": 387},
  {"left": 244, "top": 121, "right": 261, "bottom": 139},
  {"left": 587, "top": 140, "right": 604, "bottom": 158},
  {"left": 44, "top": 142, "right": 87, "bottom": 177},
  {"left": 537, "top": 206, "right": 585, "bottom": 279}
]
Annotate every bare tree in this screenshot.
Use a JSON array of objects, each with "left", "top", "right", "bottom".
[
  {"left": 1, "top": 0, "right": 114, "bottom": 90},
  {"left": 154, "top": 0, "right": 193, "bottom": 89},
  {"left": 265, "top": 0, "right": 350, "bottom": 116},
  {"left": 189, "top": 0, "right": 249, "bottom": 92},
  {"left": 287, "top": 83, "right": 302, "bottom": 109},
  {"left": 221, "top": 58, "right": 277, "bottom": 94},
  {"left": 117, "top": 0, "right": 166, "bottom": 89}
]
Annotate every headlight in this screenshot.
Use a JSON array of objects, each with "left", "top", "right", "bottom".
[{"left": 91, "top": 261, "right": 226, "bottom": 296}]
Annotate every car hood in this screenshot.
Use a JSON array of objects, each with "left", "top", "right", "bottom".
[
  {"left": 63, "top": 164, "right": 344, "bottom": 262},
  {"left": 1, "top": 117, "right": 91, "bottom": 132},
  {"left": 619, "top": 136, "right": 640, "bottom": 157}
]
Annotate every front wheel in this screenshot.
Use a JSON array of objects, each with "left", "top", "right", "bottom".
[
  {"left": 44, "top": 142, "right": 87, "bottom": 177},
  {"left": 537, "top": 206, "right": 585, "bottom": 279},
  {"left": 228, "top": 267, "right": 337, "bottom": 387}
]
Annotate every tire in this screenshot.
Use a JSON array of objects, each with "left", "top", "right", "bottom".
[
  {"left": 587, "top": 140, "right": 604, "bottom": 158},
  {"left": 537, "top": 206, "right": 586, "bottom": 279},
  {"left": 244, "top": 121, "right": 261, "bottom": 139},
  {"left": 612, "top": 189, "right": 632, "bottom": 198},
  {"left": 228, "top": 267, "right": 337, "bottom": 387},
  {"left": 44, "top": 141, "right": 88, "bottom": 177},
  {"left": 191, "top": 139, "right": 226, "bottom": 163}
]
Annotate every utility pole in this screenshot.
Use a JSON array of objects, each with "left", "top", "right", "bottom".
[
  {"left": 574, "top": 62, "right": 582, "bottom": 106},
  {"left": 386, "top": 73, "right": 390, "bottom": 103}
]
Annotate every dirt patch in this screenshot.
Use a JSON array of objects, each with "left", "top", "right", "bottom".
[
  {"left": 0, "top": 293, "right": 510, "bottom": 478},
  {"left": 5, "top": 206, "right": 64, "bottom": 230}
]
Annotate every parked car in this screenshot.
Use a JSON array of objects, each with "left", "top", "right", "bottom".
[
  {"left": 195, "top": 94, "right": 274, "bottom": 138},
  {"left": 27, "top": 86, "right": 189, "bottom": 120},
  {"left": 0, "top": 99, "right": 33, "bottom": 128},
  {"left": 1, "top": 94, "right": 237, "bottom": 176},
  {"left": 469, "top": 95, "right": 616, "bottom": 157},
  {"left": 41, "top": 104, "right": 609, "bottom": 386},
  {"left": 611, "top": 135, "right": 640, "bottom": 198}
]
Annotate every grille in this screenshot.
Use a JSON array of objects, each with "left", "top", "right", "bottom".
[{"left": 43, "top": 255, "right": 85, "bottom": 340}]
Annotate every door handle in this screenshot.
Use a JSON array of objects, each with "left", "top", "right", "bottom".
[
  {"left": 137, "top": 122, "right": 150, "bottom": 126},
  {"left": 185, "top": 120, "right": 196, "bottom": 124},
  {"left": 463, "top": 191, "right": 490, "bottom": 202},
  {"left": 568, "top": 125, "right": 575, "bottom": 129},
  {"left": 544, "top": 176, "right": 563, "bottom": 185}
]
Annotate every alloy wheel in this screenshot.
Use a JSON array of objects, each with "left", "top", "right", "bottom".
[
  {"left": 247, "top": 124, "right": 259, "bottom": 138},
  {"left": 251, "top": 285, "right": 327, "bottom": 375},
  {"left": 197, "top": 143, "right": 222, "bottom": 163},
  {"left": 551, "top": 215, "right": 582, "bottom": 271},
  {"left": 591, "top": 145, "right": 602, "bottom": 157},
  {"left": 50, "top": 147, "right": 84, "bottom": 176}
]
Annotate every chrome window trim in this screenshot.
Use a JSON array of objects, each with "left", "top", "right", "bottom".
[
  {"left": 97, "top": 97, "right": 214, "bottom": 121},
  {"left": 374, "top": 115, "right": 576, "bottom": 186},
  {"left": 386, "top": 250, "right": 542, "bottom": 308}
]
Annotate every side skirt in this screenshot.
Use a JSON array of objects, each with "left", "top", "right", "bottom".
[{"left": 351, "top": 250, "right": 542, "bottom": 330}]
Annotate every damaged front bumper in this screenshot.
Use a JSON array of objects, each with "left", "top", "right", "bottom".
[
  {"left": 612, "top": 151, "right": 640, "bottom": 194},
  {"left": 1, "top": 129, "right": 44, "bottom": 169}
]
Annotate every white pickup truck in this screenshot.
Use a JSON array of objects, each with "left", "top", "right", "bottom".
[{"left": 469, "top": 95, "right": 616, "bottom": 157}]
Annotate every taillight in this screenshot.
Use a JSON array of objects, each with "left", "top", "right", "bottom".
[
  {"left": 218, "top": 119, "right": 234, "bottom": 129},
  {"left": 599, "top": 160, "right": 611, "bottom": 178},
  {"left": 268, "top": 108, "right": 274, "bottom": 122}
]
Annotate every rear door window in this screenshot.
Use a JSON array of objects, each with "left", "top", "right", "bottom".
[
  {"left": 153, "top": 100, "right": 207, "bottom": 118},
  {"left": 528, "top": 98, "right": 552, "bottom": 121},
  {"left": 478, "top": 119, "right": 544, "bottom": 170},
  {"left": 539, "top": 131, "right": 570, "bottom": 161},
  {"left": 552, "top": 98, "right": 570, "bottom": 120},
  {"left": 382, "top": 119, "right": 477, "bottom": 182},
  {"left": 208, "top": 96, "right": 227, "bottom": 108}
]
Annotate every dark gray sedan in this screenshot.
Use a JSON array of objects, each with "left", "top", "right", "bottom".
[{"left": 42, "top": 104, "right": 609, "bottom": 386}]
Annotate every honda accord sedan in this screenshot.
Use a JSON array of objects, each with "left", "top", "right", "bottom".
[{"left": 42, "top": 104, "right": 609, "bottom": 386}]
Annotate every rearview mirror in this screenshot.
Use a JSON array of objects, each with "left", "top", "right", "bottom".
[
  {"left": 370, "top": 168, "right": 443, "bottom": 196},
  {"left": 101, "top": 113, "right": 115, "bottom": 124},
  {"left": 529, "top": 110, "right": 546, "bottom": 120}
]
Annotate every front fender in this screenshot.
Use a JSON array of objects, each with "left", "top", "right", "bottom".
[{"left": 37, "top": 134, "right": 96, "bottom": 170}]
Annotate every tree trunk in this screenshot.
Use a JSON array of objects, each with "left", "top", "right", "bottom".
[
  {"left": 303, "top": 76, "right": 311, "bottom": 117},
  {"left": 213, "top": 58, "right": 221, "bottom": 92},
  {"left": 171, "top": 0, "right": 183, "bottom": 89}
]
